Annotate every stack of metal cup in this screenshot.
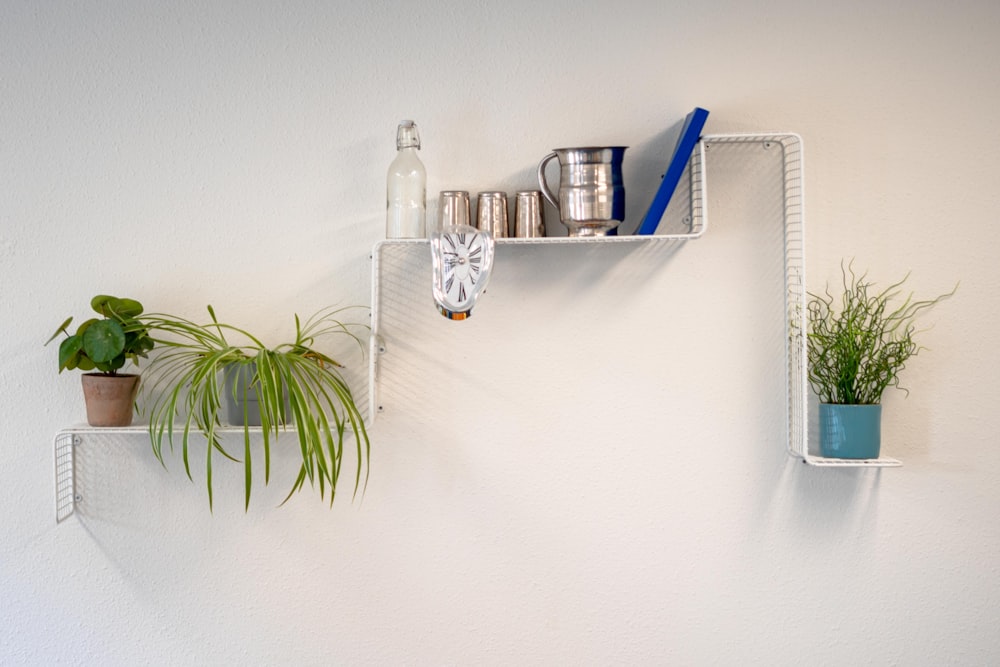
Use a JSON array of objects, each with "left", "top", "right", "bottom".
[{"left": 438, "top": 189, "right": 546, "bottom": 238}]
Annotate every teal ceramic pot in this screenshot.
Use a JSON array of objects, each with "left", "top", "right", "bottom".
[{"left": 819, "top": 404, "right": 882, "bottom": 459}]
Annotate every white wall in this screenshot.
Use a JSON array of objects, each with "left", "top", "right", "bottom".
[{"left": 3, "top": 1, "right": 999, "bottom": 665}]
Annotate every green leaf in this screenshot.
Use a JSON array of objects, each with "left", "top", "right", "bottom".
[
  {"left": 91, "top": 295, "right": 143, "bottom": 318},
  {"left": 112, "top": 297, "right": 144, "bottom": 318},
  {"left": 95, "top": 353, "right": 126, "bottom": 374},
  {"left": 90, "top": 295, "right": 114, "bottom": 316},
  {"left": 82, "top": 319, "right": 126, "bottom": 363},
  {"left": 58, "top": 335, "right": 83, "bottom": 371},
  {"left": 46, "top": 317, "right": 74, "bottom": 346},
  {"left": 75, "top": 318, "right": 97, "bottom": 337}
]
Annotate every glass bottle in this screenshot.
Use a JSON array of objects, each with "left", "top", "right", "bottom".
[{"left": 386, "top": 120, "right": 426, "bottom": 238}]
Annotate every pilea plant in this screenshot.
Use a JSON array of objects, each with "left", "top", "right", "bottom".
[
  {"left": 46, "top": 295, "right": 155, "bottom": 375},
  {"left": 139, "top": 305, "right": 370, "bottom": 510},
  {"left": 807, "top": 262, "right": 956, "bottom": 405}
]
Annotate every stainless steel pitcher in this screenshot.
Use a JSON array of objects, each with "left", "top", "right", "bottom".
[{"left": 537, "top": 146, "right": 627, "bottom": 237}]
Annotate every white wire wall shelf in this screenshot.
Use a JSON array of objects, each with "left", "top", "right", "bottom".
[
  {"left": 54, "top": 133, "right": 896, "bottom": 526},
  {"left": 54, "top": 425, "right": 149, "bottom": 523},
  {"left": 368, "top": 141, "right": 708, "bottom": 423},
  {"left": 701, "top": 133, "right": 901, "bottom": 468},
  {"left": 367, "top": 133, "right": 902, "bottom": 467},
  {"left": 53, "top": 424, "right": 321, "bottom": 523}
]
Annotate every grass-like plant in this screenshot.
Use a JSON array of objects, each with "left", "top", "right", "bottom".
[
  {"left": 139, "top": 305, "right": 369, "bottom": 510},
  {"left": 807, "top": 262, "right": 956, "bottom": 405}
]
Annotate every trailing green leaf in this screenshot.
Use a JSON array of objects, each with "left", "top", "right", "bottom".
[{"left": 139, "top": 305, "right": 369, "bottom": 511}]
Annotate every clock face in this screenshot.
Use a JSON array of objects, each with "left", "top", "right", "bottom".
[{"left": 430, "top": 224, "right": 495, "bottom": 320}]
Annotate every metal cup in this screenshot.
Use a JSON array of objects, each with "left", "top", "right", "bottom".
[
  {"left": 438, "top": 191, "right": 471, "bottom": 231},
  {"left": 476, "top": 191, "right": 509, "bottom": 238},
  {"left": 514, "top": 190, "right": 546, "bottom": 238}
]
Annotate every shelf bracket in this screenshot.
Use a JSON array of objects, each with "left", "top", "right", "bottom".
[
  {"left": 368, "top": 333, "right": 386, "bottom": 422},
  {"left": 54, "top": 432, "right": 80, "bottom": 524}
]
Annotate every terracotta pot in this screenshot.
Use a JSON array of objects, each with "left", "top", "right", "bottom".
[{"left": 81, "top": 373, "right": 140, "bottom": 427}]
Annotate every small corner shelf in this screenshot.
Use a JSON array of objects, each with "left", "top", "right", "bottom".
[{"left": 797, "top": 452, "right": 902, "bottom": 468}]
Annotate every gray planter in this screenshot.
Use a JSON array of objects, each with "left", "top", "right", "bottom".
[{"left": 223, "top": 363, "right": 290, "bottom": 427}]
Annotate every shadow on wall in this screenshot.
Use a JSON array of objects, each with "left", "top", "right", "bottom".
[{"left": 761, "top": 449, "right": 888, "bottom": 553}]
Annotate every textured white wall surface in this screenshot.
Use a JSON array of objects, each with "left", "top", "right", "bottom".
[{"left": 3, "top": 1, "right": 999, "bottom": 665}]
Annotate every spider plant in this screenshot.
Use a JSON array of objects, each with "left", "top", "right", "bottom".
[
  {"left": 139, "top": 305, "right": 369, "bottom": 510},
  {"left": 807, "top": 261, "right": 956, "bottom": 405}
]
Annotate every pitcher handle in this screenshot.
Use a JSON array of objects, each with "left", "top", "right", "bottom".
[{"left": 536, "top": 152, "right": 559, "bottom": 209}]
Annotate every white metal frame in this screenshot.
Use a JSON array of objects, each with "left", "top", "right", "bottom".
[
  {"left": 57, "top": 134, "right": 903, "bottom": 524},
  {"left": 368, "top": 141, "right": 708, "bottom": 423},
  {"left": 703, "top": 133, "right": 900, "bottom": 467},
  {"left": 368, "top": 133, "right": 902, "bottom": 466},
  {"left": 53, "top": 424, "right": 151, "bottom": 523}
]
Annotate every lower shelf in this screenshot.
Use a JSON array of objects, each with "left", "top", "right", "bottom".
[
  {"left": 55, "top": 426, "right": 159, "bottom": 523},
  {"left": 53, "top": 424, "right": 299, "bottom": 523},
  {"left": 800, "top": 453, "right": 902, "bottom": 468}
]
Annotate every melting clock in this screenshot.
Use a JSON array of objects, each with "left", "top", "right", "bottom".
[{"left": 430, "top": 224, "right": 495, "bottom": 320}]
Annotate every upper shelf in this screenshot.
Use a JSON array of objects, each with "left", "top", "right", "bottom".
[{"left": 375, "top": 138, "right": 707, "bottom": 248}]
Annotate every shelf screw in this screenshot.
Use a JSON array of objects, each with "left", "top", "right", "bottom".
[{"left": 74, "top": 494, "right": 83, "bottom": 503}]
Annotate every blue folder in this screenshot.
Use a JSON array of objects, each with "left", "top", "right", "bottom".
[{"left": 635, "top": 107, "right": 709, "bottom": 236}]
